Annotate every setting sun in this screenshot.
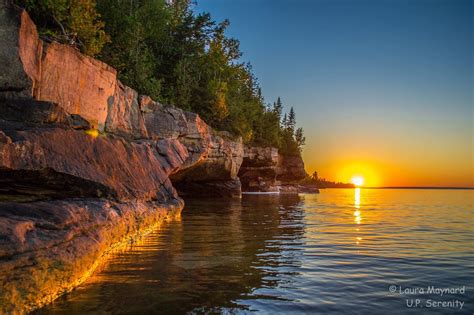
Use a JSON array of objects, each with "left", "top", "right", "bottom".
[{"left": 351, "top": 176, "right": 364, "bottom": 187}]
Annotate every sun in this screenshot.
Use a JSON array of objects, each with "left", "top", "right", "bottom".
[{"left": 351, "top": 176, "right": 364, "bottom": 187}]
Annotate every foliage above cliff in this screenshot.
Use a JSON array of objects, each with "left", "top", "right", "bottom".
[
  {"left": 17, "top": 0, "right": 305, "bottom": 154},
  {"left": 17, "top": 0, "right": 109, "bottom": 55}
]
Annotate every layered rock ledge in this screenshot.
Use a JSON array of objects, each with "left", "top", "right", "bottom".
[
  {"left": 238, "top": 146, "right": 308, "bottom": 193},
  {"left": 0, "top": 3, "right": 308, "bottom": 313},
  {"left": 0, "top": 4, "right": 241, "bottom": 313},
  {"left": 0, "top": 98, "right": 186, "bottom": 313}
]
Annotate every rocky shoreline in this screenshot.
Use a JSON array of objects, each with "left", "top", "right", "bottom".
[{"left": 0, "top": 4, "right": 310, "bottom": 313}]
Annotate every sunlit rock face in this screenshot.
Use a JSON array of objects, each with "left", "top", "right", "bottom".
[
  {"left": 0, "top": 6, "right": 246, "bottom": 312},
  {"left": 0, "top": 100, "right": 186, "bottom": 313},
  {"left": 38, "top": 42, "right": 116, "bottom": 131},
  {"left": 105, "top": 81, "right": 148, "bottom": 139},
  {"left": 3, "top": 6, "right": 144, "bottom": 135},
  {"left": 141, "top": 97, "right": 244, "bottom": 197},
  {"left": 2, "top": 5, "right": 244, "bottom": 196},
  {"left": 0, "top": 198, "right": 182, "bottom": 313}
]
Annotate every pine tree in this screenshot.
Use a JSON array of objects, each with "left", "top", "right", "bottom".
[
  {"left": 288, "top": 106, "right": 296, "bottom": 133},
  {"left": 273, "top": 97, "right": 282, "bottom": 118},
  {"left": 295, "top": 127, "right": 305, "bottom": 152}
]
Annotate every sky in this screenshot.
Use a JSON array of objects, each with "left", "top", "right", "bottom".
[{"left": 196, "top": 0, "right": 473, "bottom": 187}]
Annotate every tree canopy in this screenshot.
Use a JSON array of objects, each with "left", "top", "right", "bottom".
[{"left": 18, "top": 0, "right": 305, "bottom": 154}]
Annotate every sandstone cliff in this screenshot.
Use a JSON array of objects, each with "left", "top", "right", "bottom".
[
  {"left": 0, "top": 3, "right": 308, "bottom": 313},
  {"left": 140, "top": 96, "right": 243, "bottom": 197},
  {"left": 0, "top": 5, "right": 243, "bottom": 196},
  {"left": 238, "top": 146, "right": 308, "bottom": 193},
  {"left": 239, "top": 146, "right": 280, "bottom": 192},
  {"left": 0, "top": 4, "right": 242, "bottom": 313}
]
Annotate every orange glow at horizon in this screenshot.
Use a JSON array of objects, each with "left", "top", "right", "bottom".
[
  {"left": 334, "top": 162, "right": 381, "bottom": 187},
  {"left": 302, "top": 131, "right": 473, "bottom": 188}
]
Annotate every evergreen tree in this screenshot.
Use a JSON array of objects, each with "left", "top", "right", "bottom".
[
  {"left": 282, "top": 113, "right": 288, "bottom": 129},
  {"left": 273, "top": 97, "right": 283, "bottom": 119},
  {"left": 18, "top": 0, "right": 307, "bottom": 152},
  {"left": 18, "top": 0, "right": 109, "bottom": 56},
  {"left": 288, "top": 106, "right": 296, "bottom": 133},
  {"left": 295, "top": 127, "right": 306, "bottom": 152}
]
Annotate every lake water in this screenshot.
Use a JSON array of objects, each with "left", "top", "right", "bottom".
[{"left": 37, "top": 189, "right": 473, "bottom": 314}]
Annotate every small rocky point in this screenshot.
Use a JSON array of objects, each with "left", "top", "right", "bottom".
[{"left": 0, "top": 3, "right": 309, "bottom": 313}]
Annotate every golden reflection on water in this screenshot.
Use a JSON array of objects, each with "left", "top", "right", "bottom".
[
  {"left": 354, "top": 188, "right": 362, "bottom": 225},
  {"left": 354, "top": 188, "right": 362, "bottom": 245},
  {"left": 35, "top": 190, "right": 474, "bottom": 314}
]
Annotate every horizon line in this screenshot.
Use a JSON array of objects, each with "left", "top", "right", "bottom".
[{"left": 357, "top": 186, "right": 474, "bottom": 190}]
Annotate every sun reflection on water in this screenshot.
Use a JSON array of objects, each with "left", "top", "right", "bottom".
[
  {"left": 354, "top": 188, "right": 362, "bottom": 225},
  {"left": 354, "top": 188, "right": 362, "bottom": 244}
]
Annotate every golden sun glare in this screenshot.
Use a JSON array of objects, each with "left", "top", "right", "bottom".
[{"left": 351, "top": 176, "right": 364, "bottom": 187}]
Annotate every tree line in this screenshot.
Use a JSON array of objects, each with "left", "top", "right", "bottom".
[
  {"left": 302, "top": 172, "right": 355, "bottom": 188},
  {"left": 16, "top": 0, "right": 305, "bottom": 155}
]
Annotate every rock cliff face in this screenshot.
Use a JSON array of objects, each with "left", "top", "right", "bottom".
[
  {"left": 0, "top": 97, "right": 186, "bottom": 313},
  {"left": 0, "top": 5, "right": 243, "bottom": 195},
  {"left": 0, "top": 4, "right": 243, "bottom": 313},
  {"left": 140, "top": 96, "right": 243, "bottom": 197},
  {"left": 0, "top": 3, "right": 309, "bottom": 312},
  {"left": 238, "top": 146, "right": 307, "bottom": 192},
  {"left": 239, "top": 146, "right": 280, "bottom": 192},
  {"left": 277, "top": 154, "right": 307, "bottom": 184}
]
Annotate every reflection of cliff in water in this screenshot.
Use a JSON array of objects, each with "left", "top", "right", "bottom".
[{"left": 35, "top": 195, "right": 306, "bottom": 314}]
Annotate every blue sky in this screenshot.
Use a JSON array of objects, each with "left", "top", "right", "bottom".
[{"left": 196, "top": 0, "right": 473, "bottom": 186}]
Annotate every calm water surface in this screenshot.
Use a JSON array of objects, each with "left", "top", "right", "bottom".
[{"left": 37, "top": 189, "right": 474, "bottom": 314}]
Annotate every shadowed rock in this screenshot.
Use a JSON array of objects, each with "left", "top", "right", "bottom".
[
  {"left": 0, "top": 99, "right": 90, "bottom": 129},
  {"left": 0, "top": 2, "right": 38, "bottom": 99},
  {"left": 141, "top": 96, "right": 244, "bottom": 197},
  {"left": 238, "top": 147, "right": 307, "bottom": 193},
  {"left": 277, "top": 154, "right": 307, "bottom": 184},
  {"left": 238, "top": 146, "right": 280, "bottom": 192}
]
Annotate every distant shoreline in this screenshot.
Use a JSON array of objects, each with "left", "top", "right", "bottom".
[{"left": 353, "top": 187, "right": 474, "bottom": 190}]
